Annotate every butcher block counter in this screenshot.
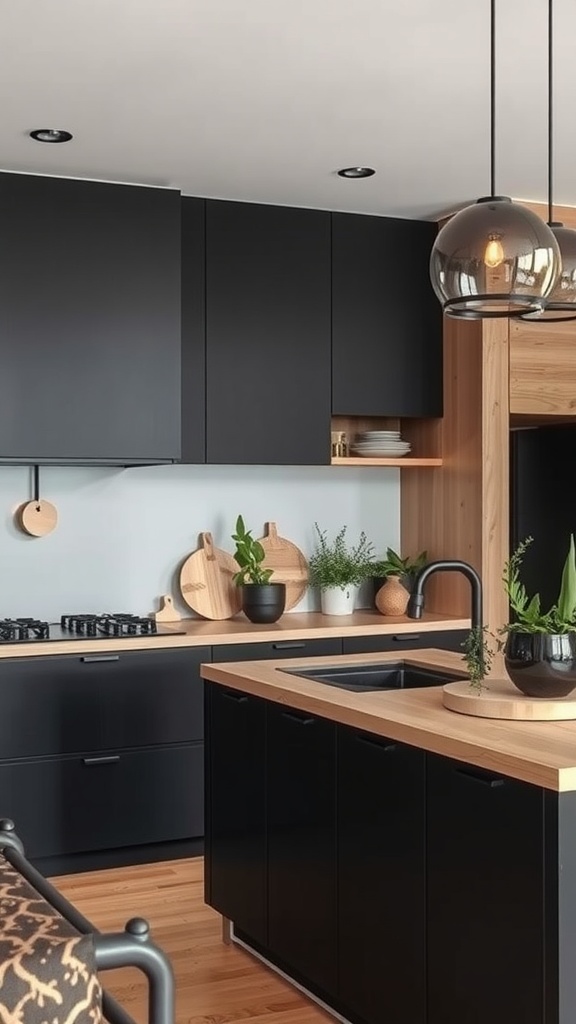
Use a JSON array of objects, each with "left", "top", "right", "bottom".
[
  {"left": 202, "top": 646, "right": 576, "bottom": 1024},
  {"left": 203, "top": 647, "right": 576, "bottom": 791},
  {"left": 0, "top": 610, "right": 468, "bottom": 658}
]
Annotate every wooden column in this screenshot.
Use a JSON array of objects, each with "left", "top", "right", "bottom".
[{"left": 401, "top": 316, "right": 510, "bottom": 641}]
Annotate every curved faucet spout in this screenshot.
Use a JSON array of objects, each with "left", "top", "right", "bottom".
[{"left": 407, "top": 559, "right": 483, "bottom": 636}]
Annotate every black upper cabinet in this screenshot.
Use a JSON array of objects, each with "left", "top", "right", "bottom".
[
  {"left": 181, "top": 197, "right": 206, "bottom": 463},
  {"left": 332, "top": 213, "right": 442, "bottom": 417},
  {"left": 205, "top": 200, "right": 331, "bottom": 465},
  {"left": 0, "top": 173, "right": 181, "bottom": 464}
]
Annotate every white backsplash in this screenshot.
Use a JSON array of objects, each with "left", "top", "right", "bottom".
[{"left": 0, "top": 464, "right": 400, "bottom": 621}]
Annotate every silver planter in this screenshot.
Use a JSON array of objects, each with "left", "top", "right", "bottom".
[{"left": 504, "top": 631, "right": 576, "bottom": 699}]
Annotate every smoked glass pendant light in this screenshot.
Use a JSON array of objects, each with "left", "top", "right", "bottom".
[
  {"left": 520, "top": 0, "right": 576, "bottom": 322},
  {"left": 429, "top": 0, "right": 561, "bottom": 319}
]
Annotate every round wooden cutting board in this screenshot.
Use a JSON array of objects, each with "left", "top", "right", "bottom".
[
  {"left": 180, "top": 533, "right": 242, "bottom": 620},
  {"left": 443, "top": 677, "right": 576, "bottom": 720},
  {"left": 258, "top": 522, "right": 309, "bottom": 611},
  {"left": 17, "top": 499, "right": 58, "bottom": 537}
]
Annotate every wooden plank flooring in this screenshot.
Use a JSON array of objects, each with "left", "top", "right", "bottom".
[{"left": 51, "top": 857, "right": 331, "bottom": 1024}]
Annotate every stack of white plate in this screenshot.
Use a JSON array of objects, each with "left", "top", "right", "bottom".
[{"left": 351, "top": 430, "right": 411, "bottom": 458}]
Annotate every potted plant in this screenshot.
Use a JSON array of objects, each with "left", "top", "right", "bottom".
[
  {"left": 500, "top": 534, "right": 576, "bottom": 698},
  {"left": 308, "top": 524, "right": 374, "bottom": 615},
  {"left": 231, "top": 515, "right": 286, "bottom": 624},
  {"left": 371, "top": 547, "right": 428, "bottom": 615}
]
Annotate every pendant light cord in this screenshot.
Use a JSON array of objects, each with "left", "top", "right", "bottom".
[
  {"left": 547, "top": 0, "right": 554, "bottom": 225},
  {"left": 490, "top": 0, "right": 496, "bottom": 196}
]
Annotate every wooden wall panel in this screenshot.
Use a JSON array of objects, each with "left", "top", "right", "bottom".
[
  {"left": 401, "top": 317, "right": 509, "bottom": 641},
  {"left": 510, "top": 320, "right": 576, "bottom": 416}
]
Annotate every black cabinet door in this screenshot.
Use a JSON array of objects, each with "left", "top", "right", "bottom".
[
  {"left": 205, "top": 200, "right": 331, "bottom": 465},
  {"left": 427, "top": 753, "right": 544, "bottom": 1024},
  {"left": 267, "top": 702, "right": 337, "bottom": 996},
  {"left": 181, "top": 197, "right": 206, "bottom": 463},
  {"left": 332, "top": 213, "right": 442, "bottom": 417},
  {"left": 338, "top": 727, "right": 426, "bottom": 1024},
  {"left": 100, "top": 647, "right": 209, "bottom": 749},
  {"left": 0, "top": 648, "right": 207, "bottom": 758},
  {"left": 0, "top": 744, "right": 203, "bottom": 859},
  {"left": 343, "top": 629, "right": 468, "bottom": 656},
  {"left": 205, "top": 683, "right": 267, "bottom": 946},
  {"left": 0, "top": 173, "right": 181, "bottom": 463},
  {"left": 212, "top": 638, "right": 342, "bottom": 663},
  {"left": 0, "top": 656, "right": 105, "bottom": 758}
]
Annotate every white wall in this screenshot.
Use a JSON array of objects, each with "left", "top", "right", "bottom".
[{"left": 0, "top": 464, "right": 400, "bottom": 621}]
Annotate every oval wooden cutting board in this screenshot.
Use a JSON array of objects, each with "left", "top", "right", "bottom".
[
  {"left": 180, "top": 533, "right": 242, "bottom": 620},
  {"left": 258, "top": 522, "right": 309, "bottom": 611}
]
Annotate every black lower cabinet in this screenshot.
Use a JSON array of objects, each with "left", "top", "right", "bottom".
[
  {"left": 426, "top": 753, "right": 544, "bottom": 1024},
  {"left": 342, "top": 629, "right": 469, "bottom": 656},
  {"left": 266, "top": 702, "right": 337, "bottom": 997},
  {"left": 204, "top": 683, "right": 267, "bottom": 946},
  {"left": 0, "top": 744, "right": 203, "bottom": 859},
  {"left": 338, "top": 727, "right": 426, "bottom": 1024}
]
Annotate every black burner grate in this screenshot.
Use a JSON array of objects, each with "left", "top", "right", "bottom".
[{"left": 60, "top": 613, "right": 158, "bottom": 637}]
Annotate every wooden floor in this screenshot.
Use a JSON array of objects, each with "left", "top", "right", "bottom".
[{"left": 51, "top": 857, "right": 331, "bottom": 1024}]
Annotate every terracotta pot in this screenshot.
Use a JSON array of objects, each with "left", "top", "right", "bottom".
[{"left": 375, "top": 575, "right": 410, "bottom": 616}]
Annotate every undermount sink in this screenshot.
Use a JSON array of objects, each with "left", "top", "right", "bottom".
[{"left": 282, "top": 660, "right": 467, "bottom": 693}]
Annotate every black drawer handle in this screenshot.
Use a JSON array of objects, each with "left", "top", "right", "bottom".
[
  {"left": 222, "top": 690, "right": 248, "bottom": 703},
  {"left": 357, "top": 735, "right": 397, "bottom": 753},
  {"left": 81, "top": 655, "right": 120, "bottom": 664},
  {"left": 455, "top": 766, "right": 505, "bottom": 788},
  {"left": 391, "top": 634, "right": 421, "bottom": 642},
  {"left": 273, "top": 642, "right": 306, "bottom": 650},
  {"left": 282, "top": 710, "right": 315, "bottom": 726},
  {"left": 83, "top": 756, "right": 121, "bottom": 766}
]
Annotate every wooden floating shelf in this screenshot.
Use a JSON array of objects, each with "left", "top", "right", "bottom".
[{"left": 331, "top": 456, "right": 443, "bottom": 468}]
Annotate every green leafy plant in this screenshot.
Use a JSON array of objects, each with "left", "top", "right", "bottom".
[
  {"left": 371, "top": 547, "right": 428, "bottom": 589},
  {"left": 308, "top": 524, "right": 375, "bottom": 589},
  {"left": 503, "top": 534, "right": 576, "bottom": 634},
  {"left": 231, "top": 515, "right": 274, "bottom": 586},
  {"left": 461, "top": 625, "right": 495, "bottom": 694}
]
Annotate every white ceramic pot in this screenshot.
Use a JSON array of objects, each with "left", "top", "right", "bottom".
[{"left": 320, "top": 584, "right": 359, "bottom": 616}]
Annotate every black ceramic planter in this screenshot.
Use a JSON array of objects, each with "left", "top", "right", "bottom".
[
  {"left": 504, "top": 631, "right": 576, "bottom": 698},
  {"left": 241, "top": 583, "right": 286, "bottom": 624}
]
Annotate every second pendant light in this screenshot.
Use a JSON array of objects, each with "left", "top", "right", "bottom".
[
  {"left": 429, "top": 0, "right": 561, "bottom": 319},
  {"left": 521, "top": 0, "right": 576, "bottom": 322}
]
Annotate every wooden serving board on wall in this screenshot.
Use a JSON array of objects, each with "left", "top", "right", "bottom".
[
  {"left": 443, "top": 678, "right": 576, "bottom": 721},
  {"left": 258, "top": 522, "right": 309, "bottom": 611},
  {"left": 180, "top": 532, "right": 242, "bottom": 620}
]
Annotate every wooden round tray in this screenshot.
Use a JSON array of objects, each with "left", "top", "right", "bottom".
[{"left": 443, "top": 678, "right": 576, "bottom": 720}]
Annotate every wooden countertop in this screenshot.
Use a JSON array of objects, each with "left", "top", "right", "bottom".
[
  {"left": 0, "top": 611, "right": 468, "bottom": 659},
  {"left": 202, "top": 648, "right": 576, "bottom": 793}
]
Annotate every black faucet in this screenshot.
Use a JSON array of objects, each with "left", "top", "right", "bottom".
[{"left": 407, "top": 559, "right": 483, "bottom": 636}]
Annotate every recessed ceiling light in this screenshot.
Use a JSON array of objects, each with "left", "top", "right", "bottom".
[
  {"left": 337, "top": 167, "right": 375, "bottom": 179},
  {"left": 29, "top": 129, "right": 73, "bottom": 144}
]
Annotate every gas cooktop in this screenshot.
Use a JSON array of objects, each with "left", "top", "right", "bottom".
[{"left": 0, "top": 614, "right": 186, "bottom": 644}]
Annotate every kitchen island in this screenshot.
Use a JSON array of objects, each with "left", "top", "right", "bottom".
[{"left": 202, "top": 648, "right": 576, "bottom": 1024}]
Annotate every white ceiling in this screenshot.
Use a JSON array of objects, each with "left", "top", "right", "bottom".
[{"left": 1, "top": 0, "right": 575, "bottom": 219}]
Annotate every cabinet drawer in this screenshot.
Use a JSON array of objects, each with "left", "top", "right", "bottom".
[
  {"left": 213, "top": 638, "right": 342, "bottom": 663},
  {"left": 0, "top": 657, "right": 105, "bottom": 758},
  {"left": 102, "top": 648, "right": 209, "bottom": 748},
  {"left": 0, "top": 743, "right": 203, "bottom": 858},
  {"left": 342, "top": 630, "right": 468, "bottom": 656},
  {"left": 0, "top": 648, "right": 208, "bottom": 758}
]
